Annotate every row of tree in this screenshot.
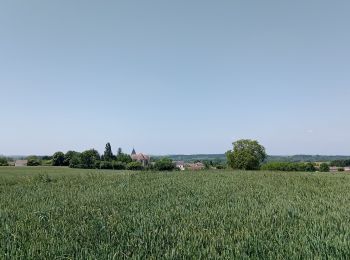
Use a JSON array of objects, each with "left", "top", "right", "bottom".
[
  {"left": 226, "top": 139, "right": 333, "bottom": 172},
  {"left": 51, "top": 143, "right": 176, "bottom": 171},
  {"left": 330, "top": 159, "right": 350, "bottom": 167}
]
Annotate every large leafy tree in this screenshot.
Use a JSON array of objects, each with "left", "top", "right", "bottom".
[
  {"left": 52, "top": 152, "right": 65, "bottom": 166},
  {"left": 226, "top": 139, "right": 267, "bottom": 170},
  {"left": 104, "top": 143, "right": 113, "bottom": 161},
  {"left": 80, "top": 149, "right": 100, "bottom": 169},
  {"left": 64, "top": 151, "right": 80, "bottom": 166}
]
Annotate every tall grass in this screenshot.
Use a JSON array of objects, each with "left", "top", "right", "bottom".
[{"left": 1, "top": 167, "right": 350, "bottom": 258}]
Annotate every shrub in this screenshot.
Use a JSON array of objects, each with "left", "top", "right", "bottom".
[
  {"left": 330, "top": 159, "right": 350, "bottom": 167},
  {"left": 261, "top": 162, "right": 316, "bottom": 172},
  {"left": 304, "top": 162, "right": 316, "bottom": 172},
  {"left": 27, "top": 156, "right": 41, "bottom": 166},
  {"left": 116, "top": 153, "right": 132, "bottom": 164},
  {"left": 154, "top": 158, "right": 175, "bottom": 171},
  {"left": 319, "top": 163, "right": 330, "bottom": 172},
  {"left": 126, "top": 161, "right": 143, "bottom": 171},
  {"left": 112, "top": 161, "right": 126, "bottom": 170},
  {"left": 216, "top": 165, "right": 226, "bottom": 170},
  {"left": 338, "top": 167, "right": 345, "bottom": 172},
  {"left": 100, "top": 161, "right": 113, "bottom": 169},
  {"left": 0, "top": 157, "right": 8, "bottom": 166}
]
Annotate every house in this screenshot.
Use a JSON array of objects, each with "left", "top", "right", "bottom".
[
  {"left": 131, "top": 149, "right": 150, "bottom": 166},
  {"left": 174, "top": 161, "right": 185, "bottom": 171},
  {"left": 15, "top": 160, "right": 28, "bottom": 167}
]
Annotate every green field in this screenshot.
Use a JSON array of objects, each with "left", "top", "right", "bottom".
[{"left": 1, "top": 167, "right": 350, "bottom": 259}]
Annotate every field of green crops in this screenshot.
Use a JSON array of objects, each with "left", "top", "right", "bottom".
[{"left": 1, "top": 167, "right": 350, "bottom": 259}]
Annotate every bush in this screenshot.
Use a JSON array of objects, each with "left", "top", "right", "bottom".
[
  {"left": 330, "top": 159, "right": 350, "bottom": 167},
  {"left": 304, "top": 162, "right": 316, "bottom": 172},
  {"left": 116, "top": 153, "right": 132, "bottom": 164},
  {"left": 0, "top": 157, "right": 8, "bottom": 166},
  {"left": 112, "top": 161, "right": 126, "bottom": 170},
  {"left": 319, "top": 163, "right": 330, "bottom": 172},
  {"left": 126, "top": 161, "right": 143, "bottom": 171},
  {"left": 27, "top": 156, "right": 41, "bottom": 166},
  {"left": 100, "top": 161, "right": 113, "bottom": 169},
  {"left": 216, "top": 165, "right": 226, "bottom": 170},
  {"left": 261, "top": 162, "right": 316, "bottom": 172},
  {"left": 338, "top": 167, "right": 345, "bottom": 172},
  {"left": 154, "top": 158, "right": 175, "bottom": 171}
]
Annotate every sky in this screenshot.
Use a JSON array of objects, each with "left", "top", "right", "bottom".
[{"left": 1, "top": 0, "right": 350, "bottom": 156}]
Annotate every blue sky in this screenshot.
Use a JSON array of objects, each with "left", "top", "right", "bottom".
[{"left": 1, "top": 0, "right": 349, "bottom": 155}]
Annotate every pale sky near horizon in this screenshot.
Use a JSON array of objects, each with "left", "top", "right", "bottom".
[{"left": 1, "top": 0, "right": 350, "bottom": 156}]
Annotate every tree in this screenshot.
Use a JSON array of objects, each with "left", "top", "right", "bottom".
[
  {"left": 126, "top": 161, "right": 143, "bottom": 171},
  {"left": 80, "top": 149, "right": 100, "bottom": 169},
  {"left": 112, "top": 161, "right": 126, "bottom": 170},
  {"left": 27, "top": 156, "right": 41, "bottom": 166},
  {"left": 0, "top": 157, "right": 8, "bottom": 166},
  {"left": 116, "top": 153, "right": 132, "bottom": 164},
  {"left": 226, "top": 139, "right": 267, "bottom": 170},
  {"left": 69, "top": 154, "right": 81, "bottom": 168},
  {"left": 64, "top": 151, "right": 79, "bottom": 166},
  {"left": 117, "top": 147, "right": 122, "bottom": 156},
  {"left": 52, "top": 152, "right": 65, "bottom": 166},
  {"left": 104, "top": 143, "right": 113, "bottom": 161},
  {"left": 155, "top": 158, "right": 175, "bottom": 171},
  {"left": 100, "top": 161, "right": 113, "bottom": 169},
  {"left": 319, "top": 163, "right": 330, "bottom": 172}
]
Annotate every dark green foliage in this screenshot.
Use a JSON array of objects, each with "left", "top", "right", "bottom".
[
  {"left": 226, "top": 139, "right": 267, "bottom": 170},
  {"left": 64, "top": 151, "right": 79, "bottom": 166},
  {"left": 112, "top": 161, "right": 126, "bottom": 170},
  {"left": 154, "top": 158, "right": 175, "bottom": 171},
  {"left": 117, "top": 147, "right": 122, "bottom": 156},
  {"left": 0, "top": 157, "right": 8, "bottom": 166},
  {"left": 116, "top": 153, "right": 132, "bottom": 164},
  {"left": 79, "top": 149, "right": 100, "bottom": 169},
  {"left": 304, "top": 162, "right": 316, "bottom": 172},
  {"left": 261, "top": 162, "right": 316, "bottom": 172},
  {"left": 27, "top": 156, "right": 41, "bottom": 166},
  {"left": 103, "top": 143, "right": 113, "bottom": 161},
  {"left": 338, "top": 168, "right": 345, "bottom": 172},
  {"left": 330, "top": 159, "right": 350, "bottom": 167},
  {"left": 69, "top": 155, "right": 81, "bottom": 168},
  {"left": 319, "top": 163, "right": 330, "bottom": 172},
  {"left": 52, "top": 152, "right": 65, "bottom": 166},
  {"left": 126, "top": 161, "right": 143, "bottom": 170},
  {"left": 100, "top": 161, "right": 113, "bottom": 169}
]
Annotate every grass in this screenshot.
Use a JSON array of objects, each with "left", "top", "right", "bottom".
[{"left": 1, "top": 167, "right": 350, "bottom": 259}]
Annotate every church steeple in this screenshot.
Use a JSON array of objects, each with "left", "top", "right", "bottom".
[{"left": 131, "top": 148, "right": 136, "bottom": 155}]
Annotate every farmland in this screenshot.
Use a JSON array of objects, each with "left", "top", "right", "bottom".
[{"left": 1, "top": 167, "right": 350, "bottom": 259}]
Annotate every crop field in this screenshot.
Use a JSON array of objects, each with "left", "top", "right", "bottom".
[{"left": 1, "top": 167, "right": 350, "bottom": 259}]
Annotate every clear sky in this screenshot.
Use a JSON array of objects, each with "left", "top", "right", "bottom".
[{"left": 1, "top": 0, "right": 349, "bottom": 156}]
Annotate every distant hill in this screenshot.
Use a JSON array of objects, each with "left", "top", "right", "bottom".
[{"left": 154, "top": 154, "right": 350, "bottom": 163}]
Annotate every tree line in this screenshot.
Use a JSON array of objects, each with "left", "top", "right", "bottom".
[{"left": 50, "top": 143, "right": 176, "bottom": 171}]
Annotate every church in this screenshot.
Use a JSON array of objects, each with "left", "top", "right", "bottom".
[{"left": 131, "top": 148, "right": 150, "bottom": 166}]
